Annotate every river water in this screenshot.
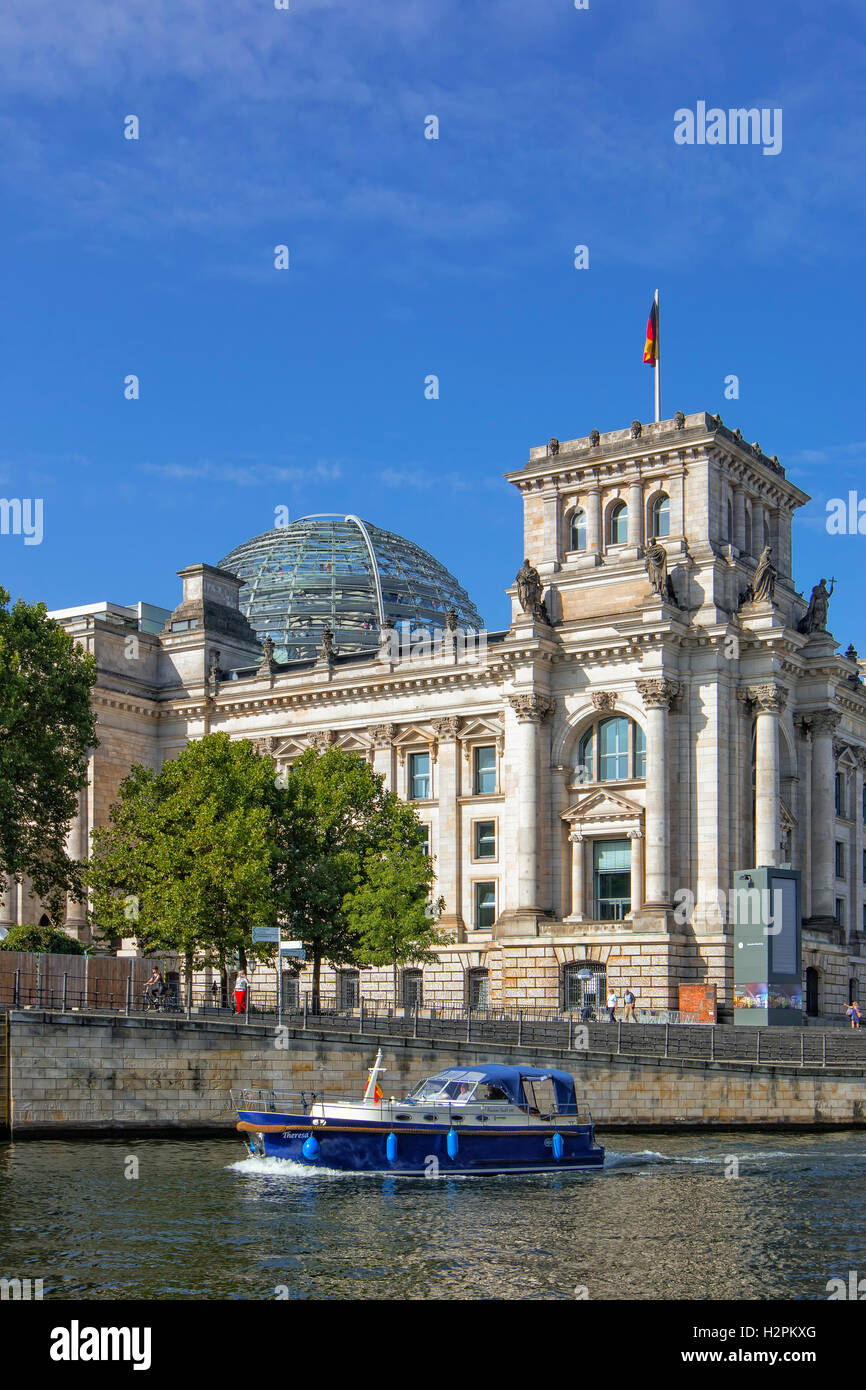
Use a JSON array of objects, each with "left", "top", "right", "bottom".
[{"left": 1, "top": 1131, "right": 863, "bottom": 1300}]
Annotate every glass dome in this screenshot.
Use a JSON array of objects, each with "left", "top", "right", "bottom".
[{"left": 218, "top": 513, "right": 484, "bottom": 663}]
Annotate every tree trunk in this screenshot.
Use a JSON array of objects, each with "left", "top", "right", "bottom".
[
  {"left": 219, "top": 950, "right": 228, "bottom": 1008},
  {"left": 238, "top": 942, "right": 248, "bottom": 972},
  {"left": 393, "top": 958, "right": 398, "bottom": 1011}
]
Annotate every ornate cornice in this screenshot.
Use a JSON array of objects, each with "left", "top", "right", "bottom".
[
  {"left": 309, "top": 729, "right": 336, "bottom": 751},
  {"left": 431, "top": 716, "right": 461, "bottom": 741},
  {"left": 635, "top": 677, "right": 680, "bottom": 711},
  {"left": 803, "top": 710, "right": 841, "bottom": 736},
  {"left": 370, "top": 723, "right": 396, "bottom": 749},
  {"left": 508, "top": 693, "right": 556, "bottom": 723}
]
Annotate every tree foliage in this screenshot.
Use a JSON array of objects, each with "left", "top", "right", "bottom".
[
  {"left": 274, "top": 747, "right": 434, "bottom": 1004},
  {"left": 0, "top": 922, "right": 86, "bottom": 955},
  {"left": 0, "top": 587, "right": 98, "bottom": 915},
  {"left": 345, "top": 837, "right": 445, "bottom": 1004},
  {"left": 87, "top": 733, "right": 279, "bottom": 982}
]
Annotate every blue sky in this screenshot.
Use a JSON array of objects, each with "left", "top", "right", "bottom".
[{"left": 1, "top": 0, "right": 865, "bottom": 639}]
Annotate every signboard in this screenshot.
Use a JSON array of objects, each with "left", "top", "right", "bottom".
[
  {"left": 280, "top": 944, "right": 306, "bottom": 961},
  {"left": 732, "top": 867, "right": 802, "bottom": 1027},
  {"left": 251, "top": 926, "right": 280, "bottom": 944}
]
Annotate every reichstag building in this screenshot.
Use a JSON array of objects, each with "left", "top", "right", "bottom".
[{"left": 5, "top": 411, "right": 865, "bottom": 1019}]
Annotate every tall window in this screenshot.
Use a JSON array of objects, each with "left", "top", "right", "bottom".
[
  {"left": 836, "top": 842, "right": 845, "bottom": 878},
  {"left": 836, "top": 772, "right": 846, "bottom": 817},
  {"left": 337, "top": 970, "right": 360, "bottom": 1011},
  {"left": 570, "top": 509, "right": 587, "bottom": 551},
  {"left": 468, "top": 968, "right": 489, "bottom": 1009},
  {"left": 593, "top": 840, "right": 631, "bottom": 921},
  {"left": 727, "top": 499, "right": 733, "bottom": 543},
  {"left": 403, "top": 970, "right": 423, "bottom": 1008},
  {"left": 608, "top": 501, "right": 628, "bottom": 546},
  {"left": 579, "top": 717, "right": 645, "bottom": 782},
  {"left": 650, "top": 494, "right": 670, "bottom": 538},
  {"left": 744, "top": 509, "right": 753, "bottom": 556},
  {"left": 473, "top": 745, "right": 496, "bottom": 795},
  {"left": 474, "top": 881, "right": 496, "bottom": 929},
  {"left": 418, "top": 824, "right": 430, "bottom": 855},
  {"left": 474, "top": 820, "right": 496, "bottom": 859},
  {"left": 409, "top": 751, "right": 430, "bottom": 799}
]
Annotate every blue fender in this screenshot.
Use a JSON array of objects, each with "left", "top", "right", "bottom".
[
  {"left": 446, "top": 1128, "right": 459, "bottom": 1160},
  {"left": 552, "top": 1132, "right": 564, "bottom": 1161},
  {"left": 386, "top": 1132, "right": 398, "bottom": 1162},
  {"left": 302, "top": 1135, "right": 320, "bottom": 1160}
]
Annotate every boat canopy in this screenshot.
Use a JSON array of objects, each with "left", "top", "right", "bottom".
[{"left": 421, "top": 1066, "right": 578, "bottom": 1112}]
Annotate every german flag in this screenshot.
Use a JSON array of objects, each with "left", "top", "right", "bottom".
[{"left": 643, "top": 297, "right": 658, "bottom": 365}]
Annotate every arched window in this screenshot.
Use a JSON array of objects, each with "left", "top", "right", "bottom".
[
  {"left": 570, "top": 509, "right": 587, "bottom": 552},
  {"left": 468, "top": 968, "right": 489, "bottom": 1010},
  {"left": 608, "top": 501, "right": 628, "bottom": 546},
  {"left": 577, "top": 716, "right": 646, "bottom": 782},
  {"left": 650, "top": 494, "right": 670, "bottom": 539}
]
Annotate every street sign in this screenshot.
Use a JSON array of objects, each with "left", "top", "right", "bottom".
[
  {"left": 252, "top": 926, "right": 280, "bottom": 944},
  {"left": 280, "top": 944, "right": 306, "bottom": 960}
]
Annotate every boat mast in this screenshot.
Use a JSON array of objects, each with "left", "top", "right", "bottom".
[{"left": 363, "top": 1048, "right": 386, "bottom": 1104}]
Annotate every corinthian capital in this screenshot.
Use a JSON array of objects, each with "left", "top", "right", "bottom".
[
  {"left": 745, "top": 683, "right": 788, "bottom": 714},
  {"left": 509, "top": 693, "right": 555, "bottom": 723},
  {"left": 431, "top": 716, "right": 461, "bottom": 741},
  {"left": 370, "top": 723, "right": 396, "bottom": 749},
  {"left": 807, "top": 710, "right": 841, "bottom": 736},
  {"left": 636, "top": 677, "right": 680, "bottom": 711}
]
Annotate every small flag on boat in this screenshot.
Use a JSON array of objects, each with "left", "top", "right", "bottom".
[{"left": 372, "top": 1082, "right": 383, "bottom": 1101}]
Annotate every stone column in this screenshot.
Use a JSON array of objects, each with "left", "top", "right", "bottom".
[
  {"left": 733, "top": 487, "right": 746, "bottom": 554},
  {"left": 748, "top": 684, "right": 787, "bottom": 868},
  {"left": 568, "top": 830, "right": 585, "bottom": 921},
  {"left": 508, "top": 694, "right": 555, "bottom": 919},
  {"left": 627, "top": 480, "right": 643, "bottom": 549},
  {"left": 585, "top": 485, "right": 602, "bottom": 561},
  {"left": 64, "top": 787, "right": 89, "bottom": 937},
  {"left": 628, "top": 829, "right": 644, "bottom": 913},
  {"left": 636, "top": 678, "right": 679, "bottom": 907},
  {"left": 0, "top": 874, "right": 17, "bottom": 932},
  {"left": 752, "top": 500, "right": 765, "bottom": 555},
  {"left": 431, "top": 718, "right": 462, "bottom": 933},
  {"left": 809, "top": 710, "right": 840, "bottom": 922}
]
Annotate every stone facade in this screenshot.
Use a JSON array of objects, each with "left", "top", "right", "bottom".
[{"left": 5, "top": 412, "right": 866, "bottom": 1018}]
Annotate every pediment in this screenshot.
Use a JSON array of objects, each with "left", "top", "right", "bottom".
[{"left": 563, "top": 787, "right": 645, "bottom": 824}]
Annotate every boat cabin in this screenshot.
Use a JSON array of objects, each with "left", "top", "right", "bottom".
[{"left": 405, "top": 1065, "right": 579, "bottom": 1118}]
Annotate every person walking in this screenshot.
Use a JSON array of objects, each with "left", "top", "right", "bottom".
[
  {"left": 623, "top": 987, "right": 638, "bottom": 1023},
  {"left": 847, "top": 1000, "right": 862, "bottom": 1030},
  {"left": 606, "top": 988, "right": 618, "bottom": 1023},
  {"left": 234, "top": 969, "right": 250, "bottom": 1017}
]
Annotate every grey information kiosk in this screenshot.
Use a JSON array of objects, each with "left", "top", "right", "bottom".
[{"left": 732, "top": 867, "right": 803, "bottom": 1026}]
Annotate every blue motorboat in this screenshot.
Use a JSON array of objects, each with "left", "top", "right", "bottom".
[{"left": 234, "top": 1051, "right": 604, "bottom": 1175}]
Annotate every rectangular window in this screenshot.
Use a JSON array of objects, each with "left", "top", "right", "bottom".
[
  {"left": 403, "top": 971, "right": 423, "bottom": 1008},
  {"left": 836, "top": 898, "right": 845, "bottom": 927},
  {"left": 862, "top": 850, "right": 866, "bottom": 886},
  {"left": 474, "top": 820, "right": 496, "bottom": 859},
  {"left": 468, "top": 969, "right": 489, "bottom": 1008},
  {"left": 338, "top": 971, "right": 360, "bottom": 1011},
  {"left": 409, "top": 751, "right": 430, "bottom": 800},
  {"left": 474, "top": 881, "right": 496, "bottom": 929},
  {"left": 836, "top": 773, "right": 845, "bottom": 817},
  {"left": 633, "top": 724, "right": 646, "bottom": 778},
  {"left": 473, "top": 745, "right": 497, "bottom": 795},
  {"left": 593, "top": 839, "right": 631, "bottom": 921},
  {"left": 418, "top": 824, "right": 430, "bottom": 855},
  {"left": 599, "top": 719, "right": 629, "bottom": 780},
  {"left": 863, "top": 783, "right": 866, "bottom": 824},
  {"left": 836, "top": 841, "right": 845, "bottom": 878}
]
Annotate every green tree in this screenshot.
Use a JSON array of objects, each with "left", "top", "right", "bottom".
[
  {"left": 0, "top": 923, "right": 86, "bottom": 955},
  {"left": 88, "top": 733, "right": 279, "bottom": 994},
  {"left": 0, "top": 587, "right": 98, "bottom": 920},
  {"left": 274, "top": 747, "right": 429, "bottom": 1008},
  {"left": 345, "top": 836, "right": 445, "bottom": 1006}
]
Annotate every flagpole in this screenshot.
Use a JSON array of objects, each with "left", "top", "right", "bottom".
[{"left": 654, "top": 288, "right": 660, "bottom": 423}]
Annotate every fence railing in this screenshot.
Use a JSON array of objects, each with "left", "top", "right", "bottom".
[{"left": 5, "top": 972, "right": 866, "bottom": 1066}]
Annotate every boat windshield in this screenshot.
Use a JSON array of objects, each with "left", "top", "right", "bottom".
[{"left": 407, "top": 1075, "right": 477, "bottom": 1103}]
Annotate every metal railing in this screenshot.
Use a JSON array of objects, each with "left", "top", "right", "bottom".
[
  {"left": 5, "top": 974, "right": 866, "bottom": 1068},
  {"left": 230, "top": 1087, "right": 594, "bottom": 1125}
]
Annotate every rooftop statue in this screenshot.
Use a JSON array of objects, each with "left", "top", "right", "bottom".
[
  {"left": 752, "top": 544, "right": 776, "bottom": 603},
  {"left": 515, "top": 558, "right": 550, "bottom": 624},
  {"left": 798, "top": 577, "right": 835, "bottom": 635}
]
